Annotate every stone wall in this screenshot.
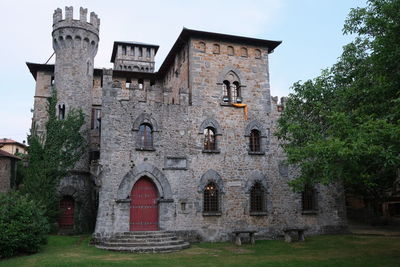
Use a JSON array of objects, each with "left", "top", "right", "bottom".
[
  {"left": 0, "top": 158, "right": 11, "bottom": 193},
  {"left": 57, "top": 172, "right": 97, "bottom": 233},
  {"left": 32, "top": 71, "right": 52, "bottom": 140},
  {"left": 94, "top": 36, "right": 347, "bottom": 242},
  {"left": 163, "top": 44, "right": 189, "bottom": 105}
]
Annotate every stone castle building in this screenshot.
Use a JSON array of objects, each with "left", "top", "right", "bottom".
[{"left": 27, "top": 7, "right": 346, "bottom": 244}]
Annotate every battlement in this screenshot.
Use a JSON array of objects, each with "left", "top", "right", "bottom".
[{"left": 53, "top": 7, "right": 100, "bottom": 33}]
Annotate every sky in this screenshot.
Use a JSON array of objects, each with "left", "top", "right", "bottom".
[{"left": 0, "top": 0, "right": 366, "bottom": 143}]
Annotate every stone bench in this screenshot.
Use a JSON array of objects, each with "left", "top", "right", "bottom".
[
  {"left": 283, "top": 228, "right": 307, "bottom": 243},
  {"left": 232, "top": 230, "right": 257, "bottom": 246}
]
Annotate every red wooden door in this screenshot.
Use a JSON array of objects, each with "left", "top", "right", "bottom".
[
  {"left": 59, "top": 196, "right": 74, "bottom": 229},
  {"left": 130, "top": 178, "right": 159, "bottom": 231}
]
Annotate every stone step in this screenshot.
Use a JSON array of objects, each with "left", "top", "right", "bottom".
[
  {"left": 102, "top": 239, "right": 185, "bottom": 247},
  {"left": 107, "top": 237, "right": 178, "bottom": 243},
  {"left": 114, "top": 232, "right": 175, "bottom": 238},
  {"left": 114, "top": 234, "right": 176, "bottom": 239},
  {"left": 116, "top": 231, "right": 174, "bottom": 236},
  {"left": 96, "top": 242, "right": 190, "bottom": 253},
  {"left": 96, "top": 231, "right": 190, "bottom": 253}
]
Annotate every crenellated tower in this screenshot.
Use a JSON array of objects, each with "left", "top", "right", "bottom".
[{"left": 52, "top": 6, "right": 100, "bottom": 171}]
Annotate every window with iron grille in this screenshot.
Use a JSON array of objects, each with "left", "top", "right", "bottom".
[
  {"left": 222, "top": 80, "right": 241, "bottom": 103},
  {"left": 250, "top": 182, "right": 265, "bottom": 212},
  {"left": 204, "top": 182, "right": 219, "bottom": 212},
  {"left": 249, "top": 129, "right": 261, "bottom": 152},
  {"left": 302, "top": 185, "right": 317, "bottom": 211},
  {"left": 137, "top": 123, "right": 153, "bottom": 149},
  {"left": 204, "top": 127, "right": 216, "bottom": 151}
]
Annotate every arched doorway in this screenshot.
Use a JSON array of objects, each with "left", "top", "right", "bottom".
[
  {"left": 130, "top": 177, "right": 159, "bottom": 231},
  {"left": 59, "top": 196, "right": 74, "bottom": 229}
]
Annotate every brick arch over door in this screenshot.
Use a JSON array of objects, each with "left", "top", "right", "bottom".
[{"left": 117, "top": 163, "right": 173, "bottom": 201}]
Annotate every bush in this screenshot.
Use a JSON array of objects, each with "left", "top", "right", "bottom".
[{"left": 0, "top": 192, "right": 49, "bottom": 258}]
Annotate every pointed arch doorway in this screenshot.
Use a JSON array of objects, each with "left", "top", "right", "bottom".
[{"left": 130, "top": 177, "right": 159, "bottom": 231}]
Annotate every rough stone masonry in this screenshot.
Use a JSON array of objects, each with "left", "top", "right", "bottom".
[{"left": 27, "top": 6, "right": 347, "bottom": 241}]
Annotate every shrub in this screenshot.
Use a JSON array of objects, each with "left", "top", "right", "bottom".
[{"left": 0, "top": 192, "right": 49, "bottom": 258}]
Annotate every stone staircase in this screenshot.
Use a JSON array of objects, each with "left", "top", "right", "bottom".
[{"left": 95, "top": 231, "right": 190, "bottom": 253}]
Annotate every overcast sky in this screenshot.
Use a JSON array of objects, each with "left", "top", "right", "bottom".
[{"left": 0, "top": 0, "right": 366, "bottom": 143}]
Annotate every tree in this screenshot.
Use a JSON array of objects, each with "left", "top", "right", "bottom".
[
  {"left": 276, "top": 0, "right": 400, "bottom": 209},
  {"left": 22, "top": 89, "right": 86, "bottom": 223},
  {"left": 0, "top": 192, "right": 49, "bottom": 258}
]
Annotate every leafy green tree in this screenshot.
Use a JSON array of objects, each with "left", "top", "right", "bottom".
[
  {"left": 0, "top": 192, "right": 49, "bottom": 258},
  {"left": 276, "top": 0, "right": 400, "bottom": 209},
  {"left": 22, "top": 89, "right": 86, "bottom": 223}
]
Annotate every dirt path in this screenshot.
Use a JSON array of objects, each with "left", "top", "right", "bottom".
[{"left": 348, "top": 221, "right": 400, "bottom": 236}]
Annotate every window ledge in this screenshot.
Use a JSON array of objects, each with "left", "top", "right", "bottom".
[
  {"left": 302, "top": 210, "right": 318, "bottom": 215},
  {"left": 220, "top": 102, "right": 243, "bottom": 107},
  {"left": 163, "top": 167, "right": 188, "bottom": 170},
  {"left": 248, "top": 151, "right": 265, "bottom": 155},
  {"left": 220, "top": 102, "right": 232, "bottom": 106},
  {"left": 202, "top": 149, "right": 220, "bottom": 154},
  {"left": 203, "top": 211, "right": 222, "bottom": 216},
  {"left": 250, "top": 211, "right": 267, "bottom": 216},
  {"left": 136, "top": 147, "right": 155, "bottom": 151}
]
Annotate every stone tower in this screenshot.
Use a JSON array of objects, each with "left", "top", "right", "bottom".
[
  {"left": 51, "top": 7, "right": 100, "bottom": 232},
  {"left": 51, "top": 6, "right": 100, "bottom": 169},
  {"left": 111, "top": 41, "right": 158, "bottom": 72}
]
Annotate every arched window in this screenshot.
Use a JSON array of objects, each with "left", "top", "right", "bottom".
[
  {"left": 250, "top": 182, "right": 265, "bottom": 212},
  {"left": 199, "top": 42, "right": 206, "bottom": 53},
  {"left": 137, "top": 123, "right": 153, "bottom": 149},
  {"left": 249, "top": 129, "right": 261, "bottom": 152},
  {"left": 232, "top": 81, "right": 241, "bottom": 103},
  {"left": 255, "top": 49, "right": 261, "bottom": 59},
  {"left": 227, "top": 46, "right": 234, "bottom": 56},
  {"left": 213, "top": 44, "right": 220, "bottom": 54},
  {"left": 204, "top": 127, "right": 216, "bottom": 151},
  {"left": 241, "top": 47, "right": 248, "bottom": 57},
  {"left": 204, "top": 182, "right": 219, "bottom": 212},
  {"left": 302, "top": 184, "right": 317, "bottom": 212},
  {"left": 222, "top": 80, "right": 241, "bottom": 103},
  {"left": 220, "top": 71, "right": 242, "bottom": 104},
  {"left": 245, "top": 120, "right": 267, "bottom": 155},
  {"left": 222, "top": 80, "right": 230, "bottom": 102}
]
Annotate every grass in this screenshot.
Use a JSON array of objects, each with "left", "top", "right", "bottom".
[{"left": 1, "top": 234, "right": 400, "bottom": 266}]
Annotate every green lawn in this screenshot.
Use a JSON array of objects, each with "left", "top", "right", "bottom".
[{"left": 1, "top": 234, "right": 400, "bottom": 266}]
